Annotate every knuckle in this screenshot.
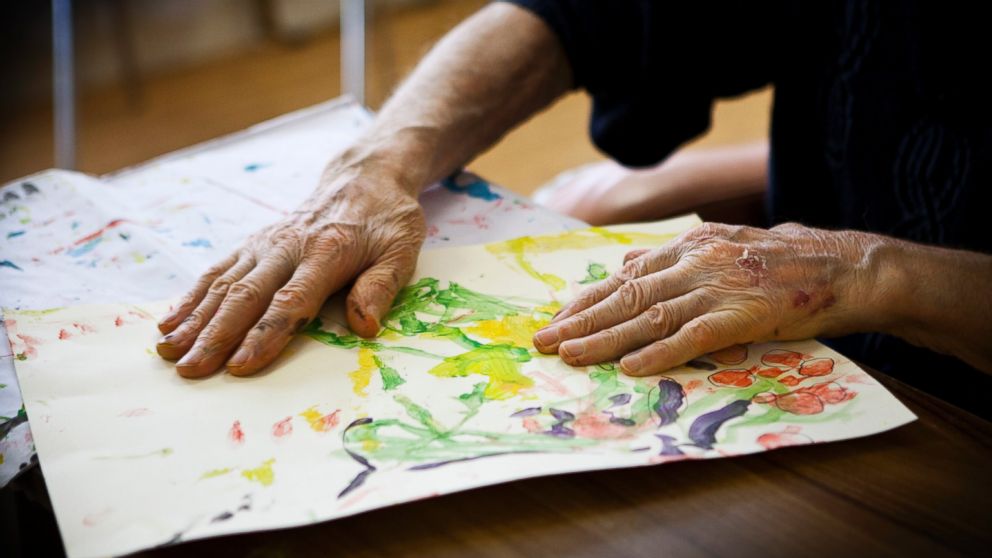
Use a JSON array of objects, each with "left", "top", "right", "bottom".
[
  {"left": 564, "top": 311, "right": 595, "bottom": 337},
  {"left": 209, "top": 276, "right": 235, "bottom": 295},
  {"left": 617, "top": 259, "right": 644, "bottom": 282},
  {"left": 226, "top": 280, "right": 264, "bottom": 306},
  {"left": 596, "top": 328, "right": 625, "bottom": 352},
  {"left": 645, "top": 303, "right": 675, "bottom": 335},
  {"left": 272, "top": 285, "right": 310, "bottom": 309},
  {"left": 617, "top": 279, "right": 650, "bottom": 310},
  {"left": 683, "top": 319, "right": 718, "bottom": 348}
]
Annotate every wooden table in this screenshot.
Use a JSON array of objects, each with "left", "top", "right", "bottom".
[{"left": 129, "top": 370, "right": 991, "bottom": 557}]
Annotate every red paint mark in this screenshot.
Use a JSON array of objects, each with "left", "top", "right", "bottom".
[
  {"left": 82, "top": 508, "right": 113, "bottom": 527},
  {"left": 752, "top": 392, "right": 777, "bottom": 404},
  {"left": 58, "top": 328, "right": 72, "bottom": 340},
  {"left": 798, "top": 358, "right": 834, "bottom": 377},
  {"left": 774, "top": 391, "right": 824, "bottom": 415},
  {"left": 72, "top": 219, "right": 128, "bottom": 247},
  {"left": 778, "top": 375, "right": 803, "bottom": 387},
  {"left": 572, "top": 412, "right": 630, "bottom": 439},
  {"left": 756, "top": 366, "right": 786, "bottom": 378},
  {"left": 532, "top": 371, "right": 569, "bottom": 396},
  {"left": 14, "top": 333, "right": 41, "bottom": 359},
  {"left": 426, "top": 224, "right": 440, "bottom": 238},
  {"left": 229, "top": 420, "right": 245, "bottom": 444},
  {"left": 272, "top": 416, "right": 293, "bottom": 438},
  {"left": 792, "top": 290, "right": 811, "bottom": 308},
  {"left": 757, "top": 426, "right": 812, "bottom": 449},
  {"left": 800, "top": 381, "right": 856, "bottom": 404},
  {"left": 842, "top": 373, "right": 873, "bottom": 385},
  {"left": 761, "top": 349, "right": 806, "bottom": 370},
  {"left": 114, "top": 316, "right": 125, "bottom": 327},
  {"left": 72, "top": 322, "right": 97, "bottom": 334},
  {"left": 709, "top": 344, "right": 747, "bottom": 365},
  {"left": 119, "top": 408, "right": 150, "bottom": 417},
  {"left": 683, "top": 379, "right": 703, "bottom": 393},
  {"left": 709, "top": 369, "right": 754, "bottom": 388},
  {"left": 521, "top": 417, "right": 541, "bottom": 433},
  {"left": 314, "top": 410, "right": 340, "bottom": 432}
]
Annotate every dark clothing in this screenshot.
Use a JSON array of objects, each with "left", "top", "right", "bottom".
[{"left": 505, "top": 0, "right": 991, "bottom": 417}]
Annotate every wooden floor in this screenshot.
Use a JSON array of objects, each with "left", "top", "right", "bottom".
[{"left": 0, "top": 0, "right": 771, "bottom": 195}]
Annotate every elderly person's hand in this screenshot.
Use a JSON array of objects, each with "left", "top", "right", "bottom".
[
  {"left": 533, "top": 222, "right": 890, "bottom": 375},
  {"left": 155, "top": 161, "right": 425, "bottom": 378}
]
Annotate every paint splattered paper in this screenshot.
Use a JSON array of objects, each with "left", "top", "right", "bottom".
[
  {"left": 7, "top": 215, "right": 915, "bottom": 558},
  {"left": 0, "top": 98, "right": 585, "bottom": 484}
]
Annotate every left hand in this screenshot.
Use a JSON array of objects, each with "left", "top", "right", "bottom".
[{"left": 532, "top": 222, "right": 888, "bottom": 376}]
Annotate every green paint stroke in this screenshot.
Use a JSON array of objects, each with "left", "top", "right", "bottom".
[
  {"left": 374, "top": 355, "right": 405, "bottom": 390},
  {"left": 579, "top": 262, "right": 609, "bottom": 284}
]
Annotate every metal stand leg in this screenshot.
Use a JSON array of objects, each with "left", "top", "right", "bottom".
[
  {"left": 341, "top": 0, "right": 366, "bottom": 106},
  {"left": 52, "top": 0, "right": 76, "bottom": 169}
]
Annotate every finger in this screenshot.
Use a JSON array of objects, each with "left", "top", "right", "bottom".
[
  {"left": 619, "top": 311, "right": 744, "bottom": 376},
  {"left": 156, "top": 255, "right": 255, "bottom": 360},
  {"left": 534, "top": 264, "right": 693, "bottom": 353},
  {"left": 623, "top": 249, "right": 649, "bottom": 264},
  {"left": 551, "top": 243, "right": 683, "bottom": 324},
  {"left": 225, "top": 255, "right": 356, "bottom": 377},
  {"left": 346, "top": 243, "right": 420, "bottom": 338},
  {"left": 557, "top": 291, "right": 711, "bottom": 367},
  {"left": 174, "top": 255, "right": 295, "bottom": 378},
  {"left": 158, "top": 252, "right": 238, "bottom": 334}
]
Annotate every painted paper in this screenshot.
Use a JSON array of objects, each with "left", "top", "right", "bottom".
[
  {"left": 7, "top": 216, "right": 916, "bottom": 558},
  {"left": 0, "top": 98, "right": 585, "bottom": 485}
]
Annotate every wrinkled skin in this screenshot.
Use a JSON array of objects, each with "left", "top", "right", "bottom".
[
  {"left": 533, "top": 222, "right": 884, "bottom": 376},
  {"left": 156, "top": 164, "right": 426, "bottom": 378}
]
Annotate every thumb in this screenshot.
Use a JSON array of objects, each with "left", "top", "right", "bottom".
[{"left": 346, "top": 245, "right": 419, "bottom": 338}]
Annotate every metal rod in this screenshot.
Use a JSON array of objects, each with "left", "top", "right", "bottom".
[
  {"left": 341, "top": 0, "right": 366, "bottom": 105},
  {"left": 52, "top": 0, "right": 76, "bottom": 169}
]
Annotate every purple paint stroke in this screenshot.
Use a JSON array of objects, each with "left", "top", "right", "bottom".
[
  {"left": 510, "top": 407, "right": 542, "bottom": 418},
  {"left": 7, "top": 230, "right": 25, "bottom": 239},
  {"left": 654, "top": 378, "right": 685, "bottom": 426},
  {"left": 546, "top": 423, "right": 575, "bottom": 439},
  {"left": 549, "top": 408, "right": 575, "bottom": 422},
  {"left": 22, "top": 182, "right": 40, "bottom": 195},
  {"left": 1, "top": 260, "right": 23, "bottom": 271},
  {"left": 687, "top": 399, "right": 751, "bottom": 450},
  {"left": 656, "top": 434, "right": 685, "bottom": 456},
  {"left": 608, "top": 393, "right": 632, "bottom": 407},
  {"left": 338, "top": 417, "right": 377, "bottom": 498}
]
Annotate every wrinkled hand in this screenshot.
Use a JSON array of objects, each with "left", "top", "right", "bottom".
[
  {"left": 156, "top": 165, "right": 426, "bottom": 378},
  {"left": 533, "top": 223, "right": 883, "bottom": 376}
]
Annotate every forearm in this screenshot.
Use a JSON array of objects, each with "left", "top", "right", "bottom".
[
  {"left": 632, "top": 142, "right": 768, "bottom": 218},
  {"left": 869, "top": 239, "right": 992, "bottom": 372},
  {"left": 339, "top": 3, "right": 572, "bottom": 194}
]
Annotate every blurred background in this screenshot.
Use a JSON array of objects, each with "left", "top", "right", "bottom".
[{"left": 0, "top": 0, "right": 771, "bottom": 195}]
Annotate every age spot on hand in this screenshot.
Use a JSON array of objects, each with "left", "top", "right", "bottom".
[{"left": 793, "top": 290, "right": 811, "bottom": 308}]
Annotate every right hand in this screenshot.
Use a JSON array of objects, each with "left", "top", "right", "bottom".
[{"left": 155, "top": 162, "right": 426, "bottom": 378}]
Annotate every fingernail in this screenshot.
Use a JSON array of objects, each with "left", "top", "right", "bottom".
[
  {"left": 534, "top": 328, "right": 559, "bottom": 347},
  {"left": 227, "top": 346, "right": 251, "bottom": 368},
  {"left": 560, "top": 340, "right": 585, "bottom": 358},
  {"left": 157, "top": 333, "right": 175, "bottom": 346},
  {"left": 620, "top": 354, "right": 642, "bottom": 374},
  {"left": 177, "top": 347, "right": 202, "bottom": 366}
]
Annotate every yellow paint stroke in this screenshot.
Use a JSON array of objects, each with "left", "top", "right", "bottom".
[
  {"left": 486, "top": 227, "right": 676, "bottom": 291},
  {"left": 429, "top": 346, "right": 534, "bottom": 400},
  {"left": 348, "top": 347, "right": 377, "bottom": 397},
  {"left": 299, "top": 406, "right": 339, "bottom": 432},
  {"left": 241, "top": 458, "right": 275, "bottom": 486},
  {"left": 362, "top": 439, "right": 380, "bottom": 452},
  {"left": 200, "top": 467, "right": 232, "bottom": 480},
  {"left": 131, "top": 251, "right": 146, "bottom": 264},
  {"left": 466, "top": 314, "right": 550, "bottom": 348}
]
